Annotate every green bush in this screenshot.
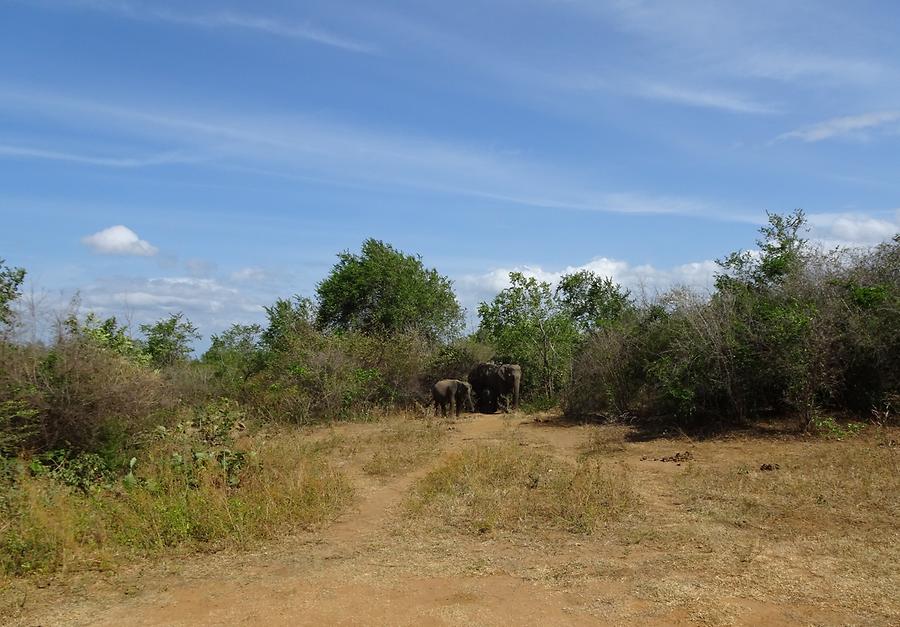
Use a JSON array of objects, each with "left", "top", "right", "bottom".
[{"left": 564, "top": 214, "right": 900, "bottom": 427}]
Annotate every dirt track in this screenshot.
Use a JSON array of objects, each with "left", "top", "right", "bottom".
[{"left": 9, "top": 413, "right": 898, "bottom": 626}]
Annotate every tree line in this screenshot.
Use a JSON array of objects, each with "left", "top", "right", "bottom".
[{"left": 1, "top": 210, "right": 899, "bottom": 459}]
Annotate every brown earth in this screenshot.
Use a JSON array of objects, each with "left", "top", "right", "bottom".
[{"left": 6, "top": 413, "right": 899, "bottom": 626}]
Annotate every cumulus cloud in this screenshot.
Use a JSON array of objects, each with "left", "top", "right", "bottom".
[
  {"left": 807, "top": 212, "right": 900, "bottom": 247},
  {"left": 81, "top": 225, "right": 159, "bottom": 256},
  {"left": 456, "top": 256, "right": 720, "bottom": 312},
  {"left": 73, "top": 275, "right": 271, "bottom": 349}
]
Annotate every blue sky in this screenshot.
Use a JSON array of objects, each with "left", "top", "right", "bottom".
[{"left": 2, "top": 0, "right": 899, "bottom": 345}]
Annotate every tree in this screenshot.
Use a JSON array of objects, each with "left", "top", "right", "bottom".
[
  {"left": 316, "top": 239, "right": 463, "bottom": 341},
  {"left": 0, "top": 258, "right": 26, "bottom": 327},
  {"left": 140, "top": 312, "right": 200, "bottom": 368},
  {"left": 477, "top": 272, "right": 579, "bottom": 400},
  {"left": 713, "top": 210, "right": 818, "bottom": 424},
  {"left": 556, "top": 271, "right": 632, "bottom": 332},
  {"left": 203, "top": 323, "right": 265, "bottom": 388},
  {"left": 261, "top": 296, "right": 316, "bottom": 353},
  {"left": 715, "top": 209, "right": 808, "bottom": 291}
]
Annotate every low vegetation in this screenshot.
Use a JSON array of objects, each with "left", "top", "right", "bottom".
[
  {"left": 361, "top": 417, "right": 447, "bottom": 479},
  {"left": 407, "top": 443, "right": 636, "bottom": 535},
  {"left": 0, "top": 400, "right": 352, "bottom": 578}
]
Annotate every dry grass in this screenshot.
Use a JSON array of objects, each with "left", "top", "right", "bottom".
[
  {"left": 0, "top": 430, "right": 353, "bottom": 581},
  {"left": 406, "top": 442, "right": 636, "bottom": 535},
  {"left": 581, "top": 423, "right": 631, "bottom": 457},
  {"left": 656, "top": 433, "right": 900, "bottom": 623},
  {"left": 679, "top": 438, "right": 899, "bottom": 536},
  {"left": 361, "top": 417, "right": 447, "bottom": 479}
]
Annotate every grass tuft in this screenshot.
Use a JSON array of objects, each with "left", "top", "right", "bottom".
[{"left": 407, "top": 443, "right": 636, "bottom": 535}]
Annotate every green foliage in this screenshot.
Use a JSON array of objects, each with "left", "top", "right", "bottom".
[
  {"left": 0, "top": 417, "right": 352, "bottom": 577},
  {"left": 477, "top": 272, "right": 579, "bottom": 400},
  {"left": 65, "top": 313, "right": 150, "bottom": 365},
  {"left": 566, "top": 210, "right": 900, "bottom": 426},
  {"left": 261, "top": 296, "right": 315, "bottom": 353},
  {"left": 0, "top": 258, "right": 25, "bottom": 327},
  {"left": 140, "top": 312, "right": 201, "bottom": 368},
  {"left": 202, "top": 323, "right": 265, "bottom": 394},
  {"left": 556, "top": 270, "right": 633, "bottom": 332},
  {"left": 810, "top": 414, "right": 865, "bottom": 440},
  {"left": 28, "top": 450, "right": 114, "bottom": 493},
  {"left": 0, "top": 397, "right": 39, "bottom": 457},
  {"left": 424, "top": 338, "right": 495, "bottom": 384},
  {"left": 716, "top": 209, "right": 808, "bottom": 290},
  {"left": 316, "top": 239, "right": 463, "bottom": 341}
]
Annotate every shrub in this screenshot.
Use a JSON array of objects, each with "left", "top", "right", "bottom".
[
  {"left": 0, "top": 413, "right": 352, "bottom": 577},
  {"left": 0, "top": 339, "right": 171, "bottom": 454},
  {"left": 564, "top": 214, "right": 900, "bottom": 428}
]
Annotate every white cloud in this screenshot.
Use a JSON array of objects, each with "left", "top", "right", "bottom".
[
  {"left": 63, "top": 275, "right": 271, "bottom": 350},
  {"left": 778, "top": 111, "right": 900, "bottom": 143},
  {"left": 456, "top": 256, "right": 720, "bottom": 311},
  {"left": 807, "top": 212, "right": 900, "bottom": 246},
  {"left": 81, "top": 225, "right": 159, "bottom": 256}
]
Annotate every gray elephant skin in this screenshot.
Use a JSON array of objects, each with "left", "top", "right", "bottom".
[
  {"left": 431, "top": 379, "right": 475, "bottom": 417},
  {"left": 468, "top": 363, "right": 521, "bottom": 413}
]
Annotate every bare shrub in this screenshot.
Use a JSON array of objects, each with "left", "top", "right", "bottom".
[{"left": 0, "top": 340, "right": 171, "bottom": 453}]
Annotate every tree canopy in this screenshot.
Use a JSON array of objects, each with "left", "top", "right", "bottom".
[
  {"left": 140, "top": 312, "right": 201, "bottom": 368},
  {"left": 0, "top": 258, "right": 26, "bottom": 327},
  {"left": 316, "top": 239, "right": 463, "bottom": 341}
]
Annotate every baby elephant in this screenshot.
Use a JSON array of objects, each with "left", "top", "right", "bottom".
[{"left": 432, "top": 379, "right": 475, "bottom": 417}]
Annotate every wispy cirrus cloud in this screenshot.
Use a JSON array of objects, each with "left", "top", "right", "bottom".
[
  {"left": 778, "top": 111, "right": 900, "bottom": 143},
  {"left": 563, "top": 0, "right": 889, "bottom": 88},
  {"left": 0, "top": 87, "right": 743, "bottom": 221},
  {"left": 738, "top": 51, "right": 886, "bottom": 85},
  {"left": 30, "top": 0, "right": 375, "bottom": 53},
  {"left": 0, "top": 143, "right": 198, "bottom": 167},
  {"left": 634, "top": 81, "right": 778, "bottom": 114}
]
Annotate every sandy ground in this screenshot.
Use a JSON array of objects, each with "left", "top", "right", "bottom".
[{"left": 6, "top": 413, "right": 898, "bottom": 626}]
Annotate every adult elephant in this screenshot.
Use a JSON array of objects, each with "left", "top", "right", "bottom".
[
  {"left": 431, "top": 379, "right": 475, "bottom": 417},
  {"left": 468, "top": 363, "right": 521, "bottom": 413}
]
